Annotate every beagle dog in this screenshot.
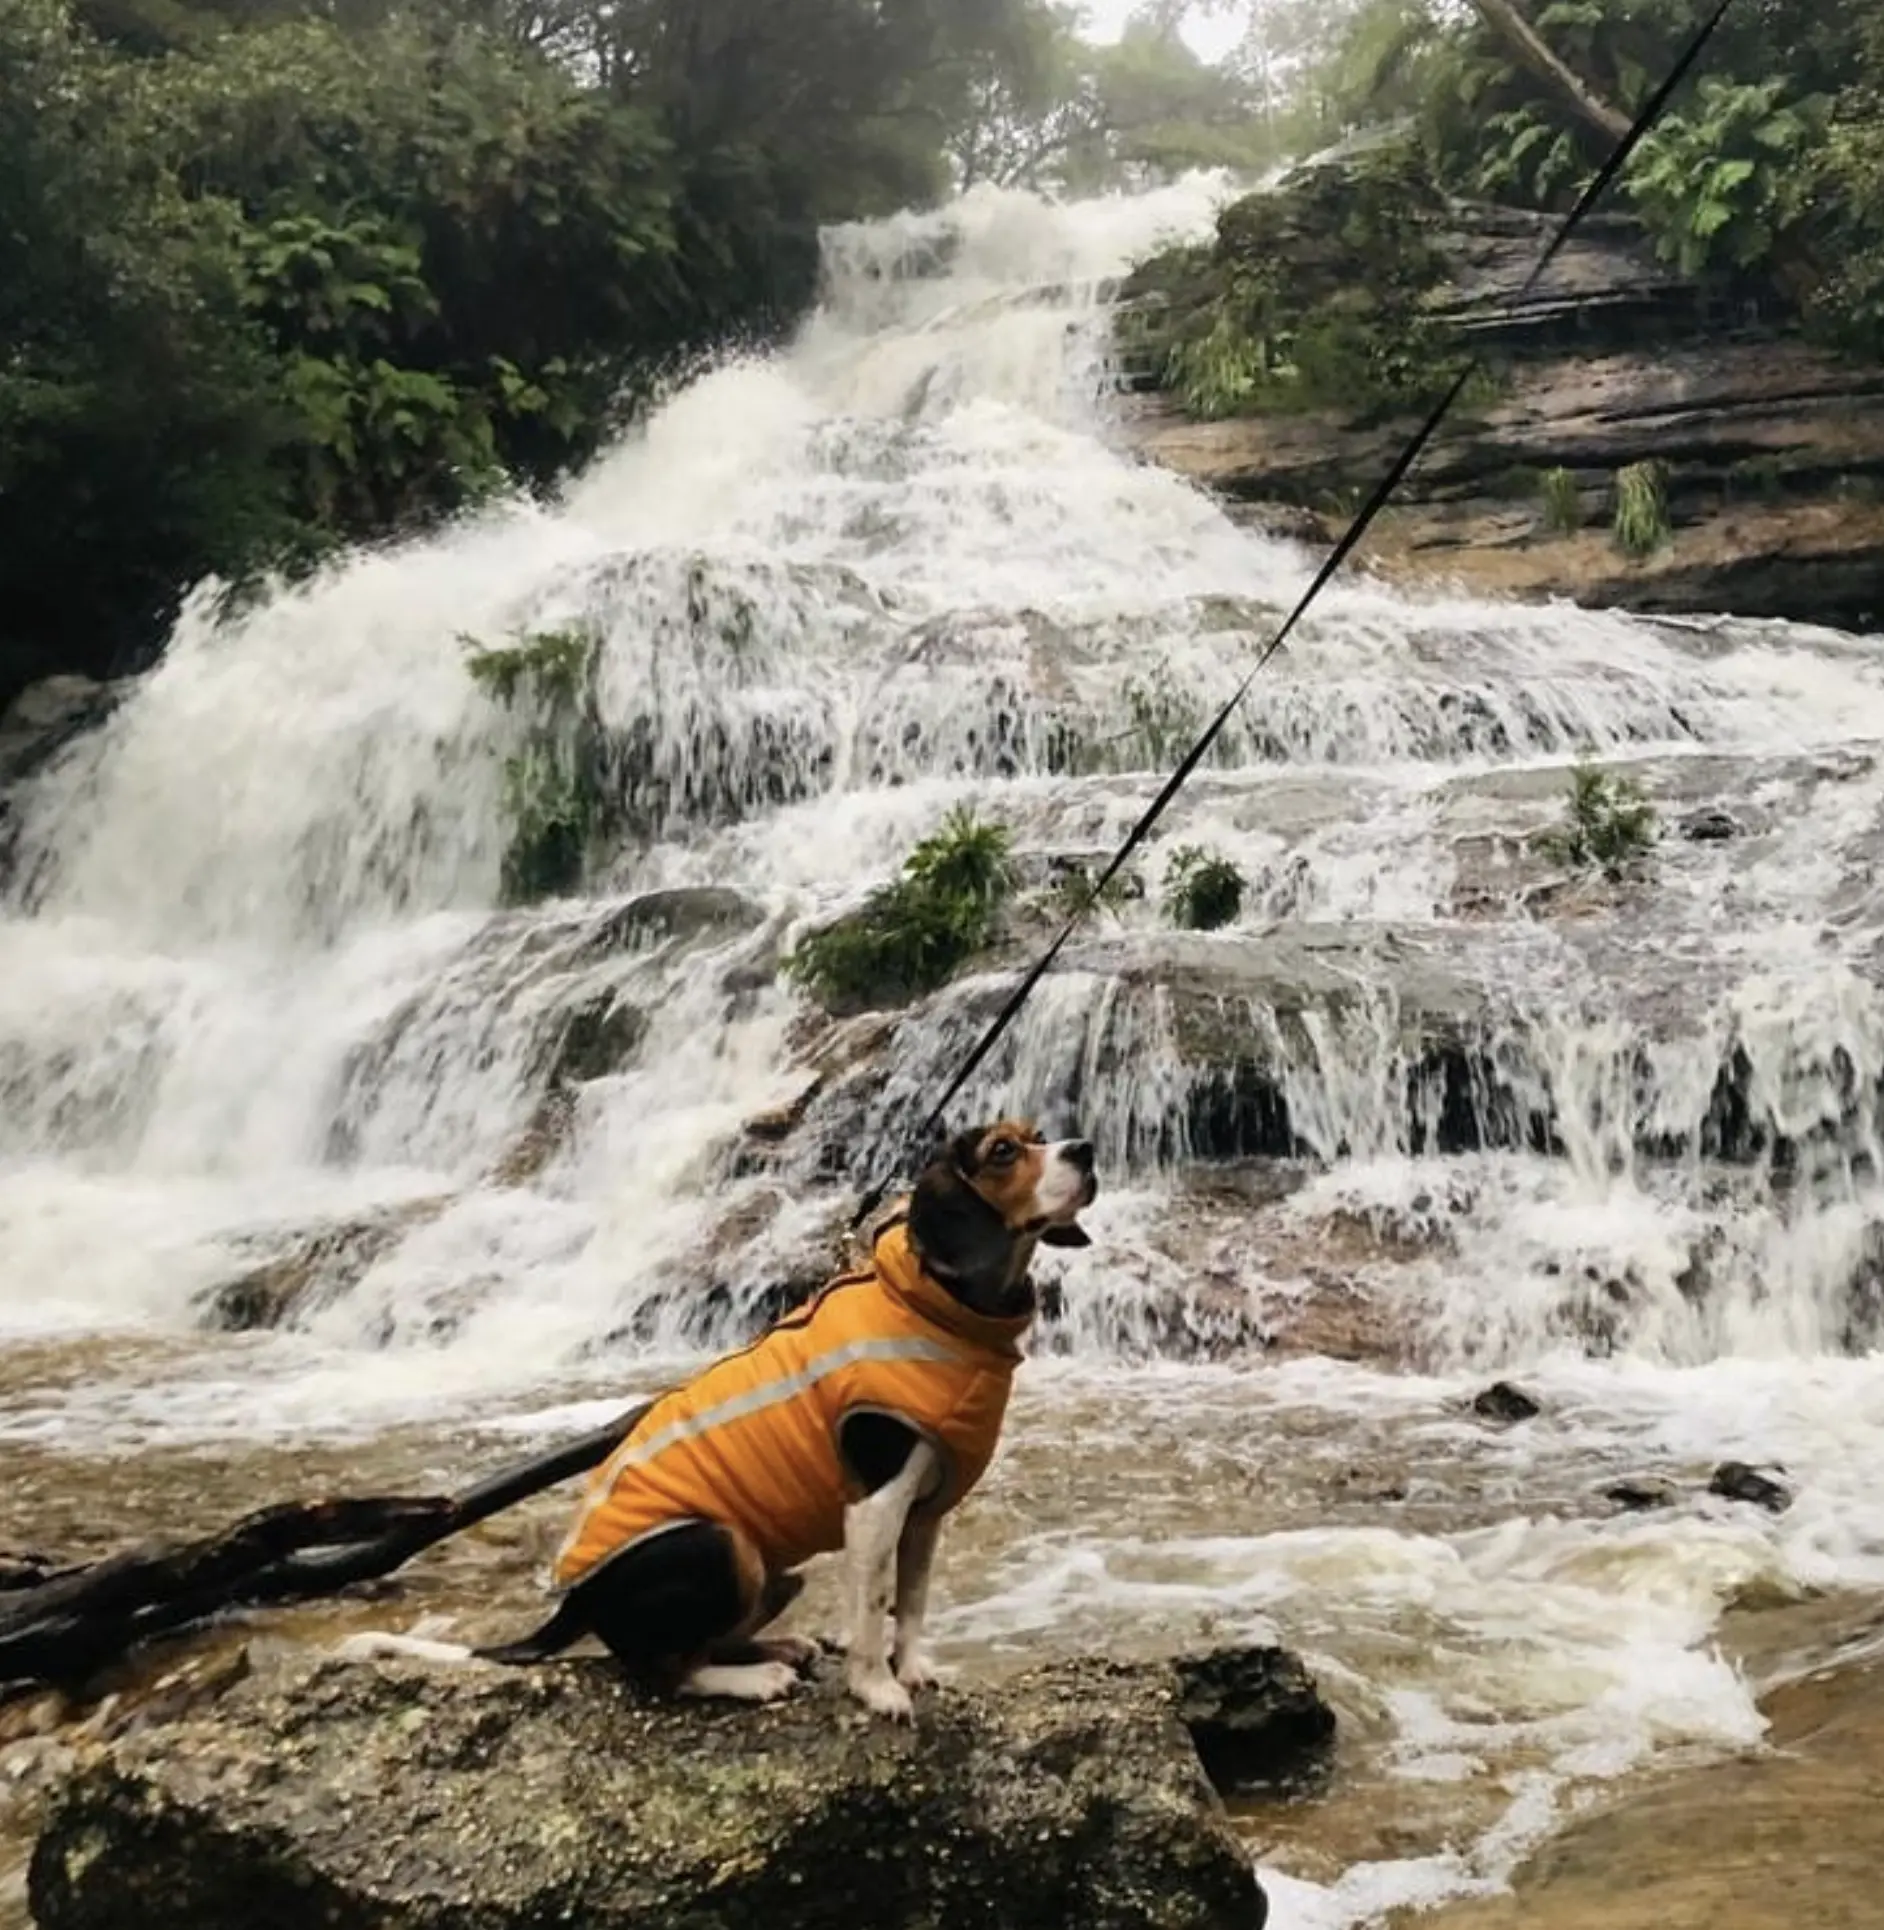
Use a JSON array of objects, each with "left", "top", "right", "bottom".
[{"left": 339, "top": 1120, "right": 1097, "bottom": 1721}]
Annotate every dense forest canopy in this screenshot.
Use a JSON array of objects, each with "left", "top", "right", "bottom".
[{"left": 2, "top": 0, "right": 1879, "bottom": 708}]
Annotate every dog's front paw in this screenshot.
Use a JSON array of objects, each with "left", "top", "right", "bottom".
[
  {"left": 893, "top": 1646, "right": 938, "bottom": 1692},
  {"left": 847, "top": 1662, "right": 915, "bottom": 1723}
]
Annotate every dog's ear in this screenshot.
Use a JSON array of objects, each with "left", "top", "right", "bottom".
[
  {"left": 1039, "top": 1222, "right": 1091, "bottom": 1249},
  {"left": 908, "top": 1151, "right": 1010, "bottom": 1282},
  {"left": 943, "top": 1128, "right": 986, "bottom": 1177}
]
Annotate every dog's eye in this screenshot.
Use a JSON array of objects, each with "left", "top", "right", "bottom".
[{"left": 988, "top": 1138, "right": 1019, "bottom": 1166}]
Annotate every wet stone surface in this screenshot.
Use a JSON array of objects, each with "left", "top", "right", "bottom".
[{"left": 29, "top": 1644, "right": 1326, "bottom": 1930}]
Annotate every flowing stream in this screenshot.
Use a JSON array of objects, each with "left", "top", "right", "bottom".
[{"left": 8, "top": 173, "right": 1884, "bottom": 1926}]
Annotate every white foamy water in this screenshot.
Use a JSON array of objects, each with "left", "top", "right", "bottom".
[{"left": 7, "top": 173, "right": 1884, "bottom": 1925}]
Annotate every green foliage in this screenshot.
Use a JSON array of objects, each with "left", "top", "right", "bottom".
[
  {"left": 785, "top": 809, "right": 1014, "bottom": 1012},
  {"left": 1163, "top": 845, "right": 1246, "bottom": 931},
  {"left": 1536, "top": 757, "right": 1657, "bottom": 879},
  {"left": 1610, "top": 460, "right": 1671, "bottom": 558},
  {"left": 1626, "top": 78, "right": 1822, "bottom": 277},
  {"left": 1044, "top": 859, "right": 1137, "bottom": 921},
  {"left": 464, "top": 627, "right": 606, "bottom": 903},
  {"left": 0, "top": 0, "right": 298, "bottom": 698},
  {"left": 465, "top": 629, "right": 596, "bottom": 708},
  {"left": 0, "top": 0, "right": 1061, "bottom": 710},
  {"left": 1810, "top": 15, "right": 1884, "bottom": 358},
  {"left": 1180, "top": 0, "right": 1884, "bottom": 382},
  {"left": 1540, "top": 466, "right": 1582, "bottom": 535},
  {"left": 1126, "top": 146, "right": 1468, "bottom": 421},
  {"left": 950, "top": 10, "right": 1284, "bottom": 192}
]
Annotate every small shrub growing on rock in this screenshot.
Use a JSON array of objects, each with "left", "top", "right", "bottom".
[
  {"left": 1044, "top": 857, "right": 1139, "bottom": 922},
  {"left": 1610, "top": 460, "right": 1672, "bottom": 558},
  {"left": 1164, "top": 845, "right": 1246, "bottom": 931},
  {"left": 463, "top": 625, "right": 607, "bottom": 905},
  {"left": 1537, "top": 757, "right": 1657, "bottom": 880},
  {"left": 786, "top": 807, "right": 1013, "bottom": 1011},
  {"left": 1540, "top": 466, "right": 1581, "bottom": 535}
]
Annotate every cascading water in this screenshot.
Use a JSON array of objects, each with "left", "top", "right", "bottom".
[{"left": 8, "top": 170, "right": 1884, "bottom": 1925}]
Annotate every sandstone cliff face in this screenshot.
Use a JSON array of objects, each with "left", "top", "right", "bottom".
[{"left": 1120, "top": 205, "right": 1884, "bottom": 633}]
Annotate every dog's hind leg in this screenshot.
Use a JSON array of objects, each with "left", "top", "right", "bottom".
[
  {"left": 704, "top": 1568, "right": 818, "bottom": 1672},
  {"left": 841, "top": 1438, "right": 941, "bottom": 1722},
  {"left": 572, "top": 1518, "right": 809, "bottom": 1707}
]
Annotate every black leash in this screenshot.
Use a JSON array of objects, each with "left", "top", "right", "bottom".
[{"left": 850, "top": 0, "right": 1737, "bottom": 1228}]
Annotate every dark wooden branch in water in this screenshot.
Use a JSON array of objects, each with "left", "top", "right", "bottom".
[{"left": 0, "top": 1399, "right": 655, "bottom": 1696}]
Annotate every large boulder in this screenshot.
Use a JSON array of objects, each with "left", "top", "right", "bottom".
[{"left": 30, "top": 1644, "right": 1329, "bottom": 1930}]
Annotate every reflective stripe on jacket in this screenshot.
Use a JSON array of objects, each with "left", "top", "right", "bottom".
[{"left": 551, "top": 1214, "right": 1029, "bottom": 1589}]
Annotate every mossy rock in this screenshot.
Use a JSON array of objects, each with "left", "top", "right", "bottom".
[{"left": 30, "top": 1646, "right": 1327, "bottom": 1928}]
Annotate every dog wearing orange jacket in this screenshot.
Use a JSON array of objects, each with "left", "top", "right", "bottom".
[{"left": 340, "top": 1119, "right": 1097, "bottom": 1721}]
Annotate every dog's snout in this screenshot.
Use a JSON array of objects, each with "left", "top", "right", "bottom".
[{"left": 1066, "top": 1140, "right": 1095, "bottom": 1176}]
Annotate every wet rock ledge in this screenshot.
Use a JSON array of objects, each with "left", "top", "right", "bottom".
[{"left": 29, "top": 1643, "right": 1330, "bottom": 1930}]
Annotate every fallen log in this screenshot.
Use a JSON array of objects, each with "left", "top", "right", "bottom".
[{"left": 0, "top": 1399, "right": 655, "bottom": 1697}]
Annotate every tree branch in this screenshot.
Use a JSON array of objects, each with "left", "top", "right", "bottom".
[
  {"left": 1468, "top": 0, "right": 1631, "bottom": 143},
  {"left": 0, "top": 1400, "right": 656, "bottom": 1697}
]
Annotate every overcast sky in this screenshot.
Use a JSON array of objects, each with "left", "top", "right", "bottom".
[{"left": 1079, "top": 2, "right": 1246, "bottom": 59}]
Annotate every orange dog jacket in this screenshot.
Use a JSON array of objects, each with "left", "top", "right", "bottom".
[{"left": 552, "top": 1215, "right": 1029, "bottom": 1588}]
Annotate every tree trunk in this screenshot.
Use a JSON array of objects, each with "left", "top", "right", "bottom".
[{"left": 1467, "top": 0, "right": 1631, "bottom": 143}]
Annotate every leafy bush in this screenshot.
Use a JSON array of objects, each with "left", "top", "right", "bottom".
[
  {"left": 1163, "top": 845, "right": 1246, "bottom": 931},
  {"left": 1625, "top": 78, "right": 1822, "bottom": 278},
  {"left": 1537, "top": 758, "right": 1657, "bottom": 880},
  {"left": 786, "top": 809, "right": 1014, "bottom": 1012},
  {"left": 1611, "top": 460, "right": 1672, "bottom": 558},
  {"left": 1540, "top": 466, "right": 1582, "bottom": 535},
  {"left": 464, "top": 627, "right": 605, "bottom": 904},
  {"left": 0, "top": 0, "right": 298, "bottom": 702}
]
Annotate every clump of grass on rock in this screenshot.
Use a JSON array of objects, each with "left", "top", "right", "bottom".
[
  {"left": 1611, "top": 460, "right": 1672, "bottom": 559},
  {"left": 1539, "top": 465, "right": 1582, "bottom": 536},
  {"left": 786, "top": 807, "right": 1014, "bottom": 1013}
]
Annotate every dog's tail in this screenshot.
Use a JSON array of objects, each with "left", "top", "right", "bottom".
[
  {"left": 332, "top": 1595, "right": 591, "bottom": 1670},
  {"left": 470, "top": 1593, "right": 593, "bottom": 1666}
]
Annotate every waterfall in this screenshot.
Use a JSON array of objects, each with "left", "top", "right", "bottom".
[
  {"left": 10, "top": 167, "right": 1884, "bottom": 1930},
  {"left": 8, "top": 171, "right": 1884, "bottom": 1422}
]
